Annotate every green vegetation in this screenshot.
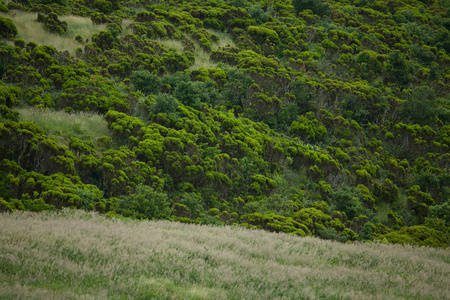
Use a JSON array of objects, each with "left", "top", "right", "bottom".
[
  {"left": 292, "top": 0, "right": 331, "bottom": 17},
  {"left": 16, "top": 107, "right": 110, "bottom": 150},
  {"left": 0, "top": 16, "right": 17, "bottom": 38},
  {"left": 0, "top": 11, "right": 107, "bottom": 55},
  {"left": 0, "top": 0, "right": 449, "bottom": 255},
  {"left": 37, "top": 12, "right": 68, "bottom": 35},
  {"left": 0, "top": 210, "right": 449, "bottom": 299}
]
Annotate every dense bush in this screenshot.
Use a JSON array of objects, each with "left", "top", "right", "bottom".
[
  {"left": 37, "top": 13, "right": 68, "bottom": 35},
  {"left": 130, "top": 69, "right": 161, "bottom": 95},
  {"left": 333, "top": 187, "right": 367, "bottom": 220},
  {"left": 0, "top": 16, "right": 18, "bottom": 38},
  {"left": 292, "top": 0, "right": 331, "bottom": 17},
  {"left": 150, "top": 93, "right": 179, "bottom": 117},
  {"left": 378, "top": 226, "right": 448, "bottom": 247},
  {"left": 115, "top": 184, "right": 171, "bottom": 220}
]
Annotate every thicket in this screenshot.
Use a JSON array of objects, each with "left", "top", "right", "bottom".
[
  {"left": 0, "top": 0, "right": 449, "bottom": 247},
  {"left": 37, "top": 12, "right": 68, "bottom": 34},
  {"left": 0, "top": 16, "right": 18, "bottom": 38}
]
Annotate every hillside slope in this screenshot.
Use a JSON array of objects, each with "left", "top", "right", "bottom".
[
  {"left": 0, "top": 0, "right": 449, "bottom": 247},
  {"left": 1, "top": 210, "right": 449, "bottom": 299}
]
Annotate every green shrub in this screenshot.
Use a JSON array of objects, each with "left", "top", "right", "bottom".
[
  {"left": 333, "top": 187, "right": 366, "bottom": 220},
  {"left": 247, "top": 26, "right": 279, "bottom": 44},
  {"left": 130, "top": 69, "right": 161, "bottom": 95},
  {"left": 292, "top": 0, "right": 331, "bottom": 17},
  {"left": 91, "top": 0, "right": 119, "bottom": 13},
  {"left": 378, "top": 226, "right": 448, "bottom": 247},
  {"left": 161, "top": 50, "right": 192, "bottom": 73},
  {"left": 0, "top": 2, "right": 9, "bottom": 13},
  {"left": 385, "top": 51, "right": 412, "bottom": 86},
  {"left": 249, "top": 3, "right": 271, "bottom": 24},
  {"left": 115, "top": 184, "right": 171, "bottom": 220},
  {"left": 0, "top": 16, "right": 18, "bottom": 38},
  {"left": 150, "top": 93, "right": 179, "bottom": 117},
  {"left": 290, "top": 113, "right": 327, "bottom": 142},
  {"left": 399, "top": 86, "right": 437, "bottom": 126},
  {"left": 34, "top": 0, "right": 68, "bottom": 6},
  {"left": 172, "top": 203, "right": 191, "bottom": 218},
  {"left": 318, "top": 227, "right": 350, "bottom": 243},
  {"left": 107, "top": 23, "right": 121, "bottom": 38},
  {"left": 0, "top": 105, "right": 19, "bottom": 121},
  {"left": 91, "top": 31, "right": 116, "bottom": 50},
  {"left": 37, "top": 13, "right": 68, "bottom": 35},
  {"left": 136, "top": 11, "right": 156, "bottom": 22},
  {"left": 173, "top": 81, "right": 202, "bottom": 110},
  {"left": 0, "top": 197, "right": 14, "bottom": 212},
  {"left": 75, "top": 35, "right": 83, "bottom": 43},
  {"left": 293, "top": 207, "right": 331, "bottom": 235},
  {"left": 429, "top": 202, "right": 450, "bottom": 225},
  {"left": 178, "top": 193, "right": 204, "bottom": 219},
  {"left": 90, "top": 12, "right": 112, "bottom": 24}
]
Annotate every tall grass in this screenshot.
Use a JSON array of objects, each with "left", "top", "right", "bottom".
[
  {"left": 0, "top": 209, "right": 448, "bottom": 299},
  {"left": 190, "top": 30, "right": 235, "bottom": 70},
  {"left": 60, "top": 14, "right": 107, "bottom": 40},
  {"left": 190, "top": 48, "right": 217, "bottom": 70},
  {"left": 16, "top": 107, "right": 110, "bottom": 148},
  {"left": 0, "top": 11, "right": 106, "bottom": 55},
  {"left": 154, "top": 38, "right": 185, "bottom": 53},
  {"left": 205, "top": 28, "right": 235, "bottom": 50},
  {"left": 121, "top": 19, "right": 134, "bottom": 36}
]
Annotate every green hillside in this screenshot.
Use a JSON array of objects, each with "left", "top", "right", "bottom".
[
  {"left": 0, "top": 0, "right": 449, "bottom": 247},
  {"left": 1, "top": 209, "right": 449, "bottom": 299}
]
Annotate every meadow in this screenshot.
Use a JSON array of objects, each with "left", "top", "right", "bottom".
[
  {"left": 0, "top": 10, "right": 106, "bottom": 55},
  {"left": 16, "top": 107, "right": 111, "bottom": 149},
  {"left": 0, "top": 210, "right": 448, "bottom": 299}
]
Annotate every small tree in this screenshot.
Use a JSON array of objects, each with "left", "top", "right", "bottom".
[
  {"left": 150, "top": 93, "right": 179, "bottom": 117},
  {"left": 333, "top": 187, "right": 366, "bottom": 220},
  {"left": 130, "top": 70, "right": 161, "bottom": 95},
  {"left": 399, "top": 86, "right": 437, "bottom": 125},
  {"left": 386, "top": 51, "right": 412, "bottom": 87}
]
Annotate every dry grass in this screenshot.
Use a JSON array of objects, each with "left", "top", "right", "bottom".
[
  {"left": 0, "top": 11, "right": 106, "bottom": 55},
  {"left": 121, "top": 19, "right": 134, "bottom": 36},
  {"left": 190, "top": 48, "right": 217, "bottom": 70},
  {"left": 154, "top": 38, "right": 185, "bottom": 53},
  {"left": 0, "top": 209, "right": 449, "bottom": 299},
  {"left": 16, "top": 107, "right": 110, "bottom": 148},
  {"left": 205, "top": 28, "right": 235, "bottom": 51}
]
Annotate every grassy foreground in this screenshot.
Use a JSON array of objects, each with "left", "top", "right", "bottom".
[{"left": 0, "top": 210, "right": 449, "bottom": 300}]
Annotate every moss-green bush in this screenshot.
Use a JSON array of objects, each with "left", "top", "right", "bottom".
[
  {"left": 115, "top": 184, "right": 171, "bottom": 220},
  {"left": 0, "top": 16, "right": 17, "bottom": 38},
  {"left": 37, "top": 12, "right": 68, "bottom": 35},
  {"left": 378, "top": 225, "right": 448, "bottom": 247}
]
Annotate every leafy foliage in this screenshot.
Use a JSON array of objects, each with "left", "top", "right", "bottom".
[
  {"left": 292, "top": 0, "right": 331, "bottom": 17},
  {"left": 0, "top": 16, "right": 18, "bottom": 38},
  {"left": 0, "top": 0, "right": 449, "bottom": 247},
  {"left": 115, "top": 184, "right": 171, "bottom": 220}
]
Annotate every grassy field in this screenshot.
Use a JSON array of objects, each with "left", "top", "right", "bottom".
[
  {"left": 0, "top": 210, "right": 449, "bottom": 299},
  {"left": 16, "top": 107, "right": 110, "bottom": 149},
  {"left": 0, "top": 11, "right": 107, "bottom": 55}
]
